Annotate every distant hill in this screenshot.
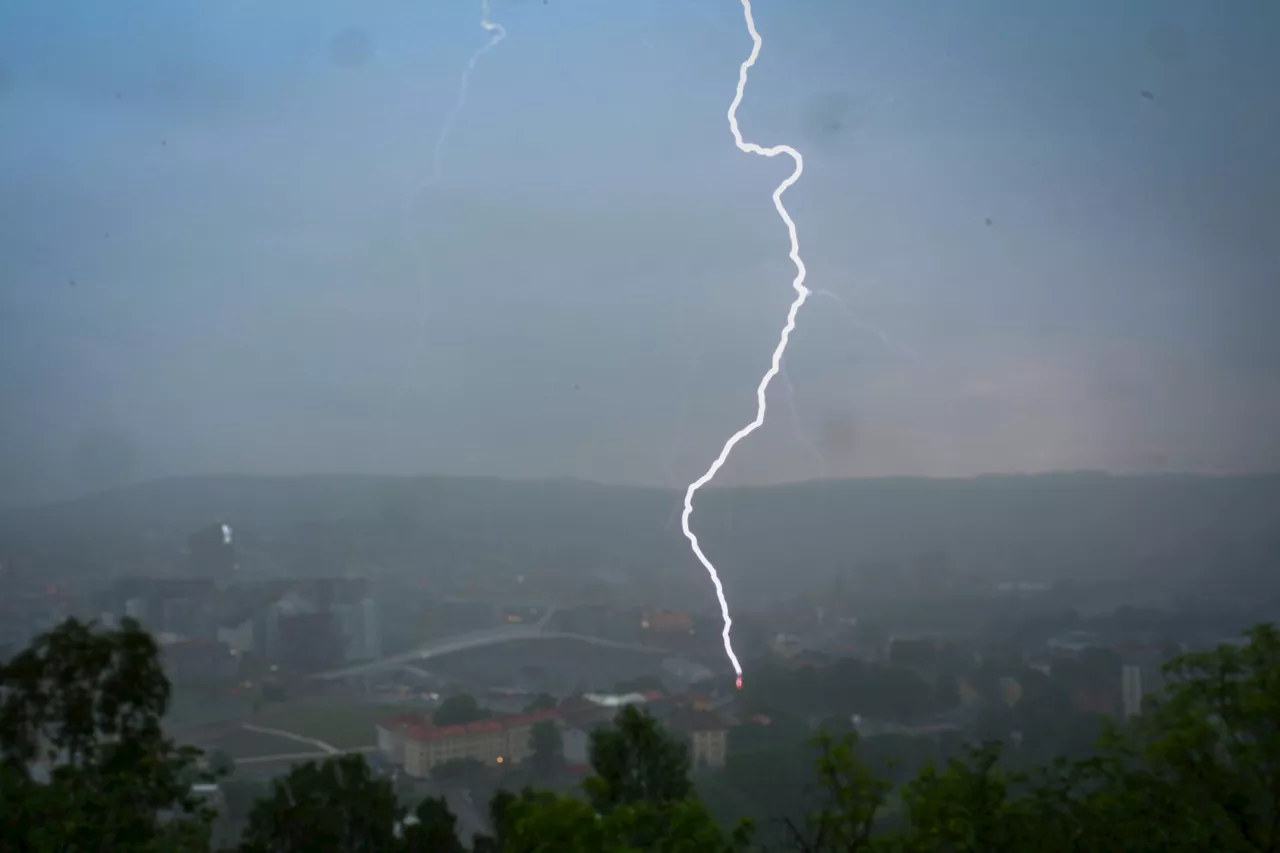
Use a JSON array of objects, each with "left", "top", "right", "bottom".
[{"left": 3, "top": 473, "right": 1279, "bottom": 604}]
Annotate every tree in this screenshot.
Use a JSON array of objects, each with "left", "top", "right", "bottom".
[
  {"left": 1121, "top": 624, "right": 1280, "bottom": 852},
  {"left": 499, "top": 791, "right": 750, "bottom": 853},
  {"left": 236, "top": 753, "right": 402, "bottom": 853},
  {"left": 400, "top": 795, "right": 466, "bottom": 853},
  {"left": 495, "top": 709, "right": 752, "bottom": 853},
  {"left": 0, "top": 617, "right": 213, "bottom": 852},
  {"left": 782, "top": 732, "right": 890, "bottom": 853},
  {"left": 584, "top": 705, "right": 692, "bottom": 813},
  {"left": 698, "top": 738, "right": 814, "bottom": 849},
  {"left": 877, "top": 624, "right": 1280, "bottom": 853},
  {"left": 528, "top": 721, "right": 564, "bottom": 781},
  {"left": 434, "top": 694, "right": 490, "bottom": 726},
  {"left": 895, "top": 741, "right": 1024, "bottom": 853}
]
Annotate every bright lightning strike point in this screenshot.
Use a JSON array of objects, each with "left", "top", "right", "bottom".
[{"left": 681, "top": 0, "right": 809, "bottom": 688}]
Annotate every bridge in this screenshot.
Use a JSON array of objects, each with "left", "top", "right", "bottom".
[{"left": 311, "top": 608, "right": 682, "bottom": 681}]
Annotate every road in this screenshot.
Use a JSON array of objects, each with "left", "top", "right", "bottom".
[
  {"left": 240, "top": 723, "right": 341, "bottom": 755},
  {"left": 235, "top": 746, "right": 376, "bottom": 766}
]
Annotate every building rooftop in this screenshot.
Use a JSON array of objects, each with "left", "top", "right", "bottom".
[
  {"left": 665, "top": 707, "right": 727, "bottom": 734},
  {"left": 390, "top": 707, "right": 563, "bottom": 743}
]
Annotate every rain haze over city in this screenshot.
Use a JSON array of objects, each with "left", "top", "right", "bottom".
[{"left": 1, "top": 1, "right": 1278, "bottom": 849}]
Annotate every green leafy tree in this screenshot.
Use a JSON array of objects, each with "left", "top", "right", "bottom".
[
  {"left": 496, "top": 706, "right": 752, "bottom": 852},
  {"left": 236, "top": 753, "right": 402, "bottom": 853},
  {"left": 400, "top": 795, "right": 467, "bottom": 853},
  {"left": 584, "top": 705, "right": 692, "bottom": 813},
  {"left": 894, "top": 741, "right": 1023, "bottom": 853},
  {"left": 1120, "top": 624, "right": 1280, "bottom": 852},
  {"left": 782, "top": 731, "right": 891, "bottom": 853},
  {"left": 434, "top": 694, "right": 490, "bottom": 726},
  {"left": 0, "top": 617, "right": 213, "bottom": 852},
  {"left": 499, "top": 791, "right": 750, "bottom": 853},
  {"left": 879, "top": 624, "right": 1280, "bottom": 853},
  {"left": 528, "top": 721, "right": 564, "bottom": 781},
  {"left": 698, "top": 737, "right": 813, "bottom": 848}
]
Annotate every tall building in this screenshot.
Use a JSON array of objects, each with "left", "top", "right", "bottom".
[
  {"left": 1122, "top": 661, "right": 1165, "bottom": 718},
  {"left": 331, "top": 597, "right": 383, "bottom": 661},
  {"left": 277, "top": 612, "right": 342, "bottom": 672},
  {"left": 161, "top": 597, "right": 213, "bottom": 640}
]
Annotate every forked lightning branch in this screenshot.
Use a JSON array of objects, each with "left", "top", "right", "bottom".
[{"left": 433, "top": 0, "right": 809, "bottom": 689}]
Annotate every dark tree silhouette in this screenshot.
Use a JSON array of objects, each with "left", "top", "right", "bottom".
[{"left": 0, "top": 618, "right": 212, "bottom": 851}]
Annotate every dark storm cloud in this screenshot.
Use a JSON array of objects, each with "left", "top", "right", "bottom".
[{"left": 1, "top": 0, "right": 1278, "bottom": 506}]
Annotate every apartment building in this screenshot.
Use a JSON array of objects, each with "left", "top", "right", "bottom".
[{"left": 377, "top": 708, "right": 562, "bottom": 778}]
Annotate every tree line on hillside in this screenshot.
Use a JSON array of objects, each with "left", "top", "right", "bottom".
[{"left": 3, "top": 616, "right": 1280, "bottom": 852}]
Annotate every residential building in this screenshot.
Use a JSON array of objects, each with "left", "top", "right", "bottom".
[
  {"left": 666, "top": 708, "right": 728, "bottom": 769},
  {"left": 381, "top": 709, "right": 563, "bottom": 778},
  {"left": 276, "top": 612, "right": 342, "bottom": 672},
  {"left": 330, "top": 597, "right": 382, "bottom": 662},
  {"left": 1048, "top": 631, "right": 1105, "bottom": 659},
  {"left": 160, "top": 638, "right": 238, "bottom": 683},
  {"left": 217, "top": 617, "right": 256, "bottom": 655},
  {"left": 161, "top": 597, "right": 213, "bottom": 640}
]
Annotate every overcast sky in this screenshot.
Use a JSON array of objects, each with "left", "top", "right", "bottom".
[{"left": 1, "top": 0, "right": 1277, "bottom": 505}]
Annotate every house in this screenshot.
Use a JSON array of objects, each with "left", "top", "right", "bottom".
[{"left": 666, "top": 708, "right": 728, "bottom": 769}]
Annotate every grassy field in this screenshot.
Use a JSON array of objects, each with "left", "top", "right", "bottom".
[{"left": 250, "top": 699, "right": 433, "bottom": 750}]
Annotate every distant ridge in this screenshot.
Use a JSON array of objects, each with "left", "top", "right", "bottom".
[{"left": 3, "top": 472, "right": 1278, "bottom": 604}]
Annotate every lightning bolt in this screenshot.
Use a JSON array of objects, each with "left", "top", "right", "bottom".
[
  {"left": 422, "top": 1, "right": 506, "bottom": 196},
  {"left": 681, "top": 0, "right": 808, "bottom": 690},
  {"left": 393, "top": 0, "right": 506, "bottom": 458}
]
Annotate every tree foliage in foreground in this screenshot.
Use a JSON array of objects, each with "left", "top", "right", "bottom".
[
  {"left": 0, "top": 617, "right": 215, "bottom": 852},
  {"left": 5, "top": 618, "right": 1280, "bottom": 852}
]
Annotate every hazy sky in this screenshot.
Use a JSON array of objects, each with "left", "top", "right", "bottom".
[{"left": 1, "top": 0, "right": 1278, "bottom": 505}]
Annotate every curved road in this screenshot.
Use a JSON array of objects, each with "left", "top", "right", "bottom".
[
  {"left": 241, "top": 723, "right": 341, "bottom": 755},
  {"left": 313, "top": 616, "right": 678, "bottom": 682}
]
